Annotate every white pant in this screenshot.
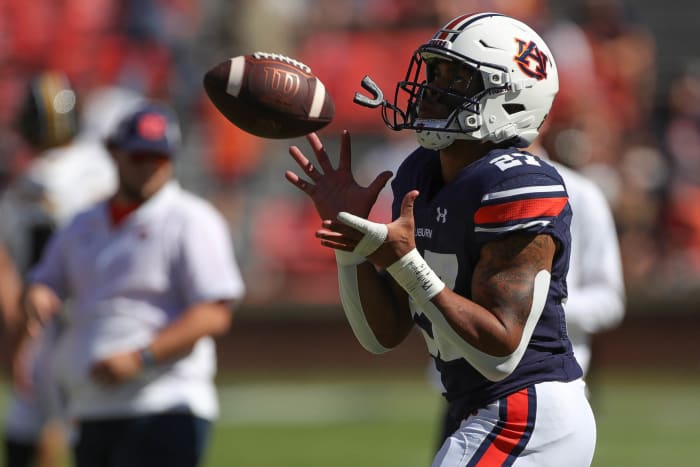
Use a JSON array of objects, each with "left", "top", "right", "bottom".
[{"left": 432, "top": 379, "right": 596, "bottom": 467}]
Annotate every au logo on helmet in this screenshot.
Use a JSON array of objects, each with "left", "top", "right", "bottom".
[{"left": 513, "top": 39, "right": 549, "bottom": 81}]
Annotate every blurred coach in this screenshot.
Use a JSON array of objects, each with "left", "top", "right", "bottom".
[{"left": 22, "top": 102, "right": 246, "bottom": 467}]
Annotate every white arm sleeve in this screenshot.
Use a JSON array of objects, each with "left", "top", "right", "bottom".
[
  {"left": 416, "top": 270, "right": 552, "bottom": 382},
  {"left": 335, "top": 251, "right": 391, "bottom": 354}
]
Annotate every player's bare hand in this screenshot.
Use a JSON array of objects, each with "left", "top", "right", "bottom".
[
  {"left": 324, "top": 190, "right": 419, "bottom": 268},
  {"left": 90, "top": 351, "right": 143, "bottom": 386},
  {"left": 368, "top": 190, "right": 419, "bottom": 267},
  {"left": 22, "top": 284, "right": 61, "bottom": 332},
  {"left": 285, "top": 130, "right": 393, "bottom": 220}
]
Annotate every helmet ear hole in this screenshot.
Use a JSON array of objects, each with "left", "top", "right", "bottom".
[{"left": 503, "top": 103, "right": 525, "bottom": 114}]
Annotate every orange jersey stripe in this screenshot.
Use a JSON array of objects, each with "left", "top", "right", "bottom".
[{"left": 474, "top": 197, "right": 567, "bottom": 225}]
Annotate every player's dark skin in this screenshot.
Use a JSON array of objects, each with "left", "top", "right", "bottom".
[{"left": 286, "top": 61, "right": 556, "bottom": 357}]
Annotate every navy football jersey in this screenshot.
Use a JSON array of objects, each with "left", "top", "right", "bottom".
[{"left": 391, "top": 146, "right": 582, "bottom": 420}]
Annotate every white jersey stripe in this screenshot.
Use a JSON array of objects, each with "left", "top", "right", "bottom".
[
  {"left": 481, "top": 185, "right": 566, "bottom": 202},
  {"left": 475, "top": 219, "right": 551, "bottom": 233}
]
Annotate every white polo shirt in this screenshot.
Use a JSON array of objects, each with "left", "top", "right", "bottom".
[
  {"left": 30, "top": 181, "right": 245, "bottom": 420},
  {"left": 549, "top": 162, "right": 625, "bottom": 375}
]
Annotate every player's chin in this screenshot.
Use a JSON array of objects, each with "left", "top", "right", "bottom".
[
  {"left": 416, "top": 99, "right": 451, "bottom": 120},
  {"left": 417, "top": 108, "right": 450, "bottom": 120}
]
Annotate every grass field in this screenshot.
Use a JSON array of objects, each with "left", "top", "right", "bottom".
[{"left": 1, "top": 369, "right": 698, "bottom": 466}]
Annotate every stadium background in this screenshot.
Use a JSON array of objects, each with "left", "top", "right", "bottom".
[{"left": 0, "top": 0, "right": 699, "bottom": 466}]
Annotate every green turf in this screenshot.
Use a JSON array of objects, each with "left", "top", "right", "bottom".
[
  {"left": 209, "top": 421, "right": 435, "bottom": 467},
  {"left": 1, "top": 369, "right": 698, "bottom": 466},
  {"left": 208, "top": 376, "right": 442, "bottom": 467},
  {"left": 588, "top": 371, "right": 700, "bottom": 467}
]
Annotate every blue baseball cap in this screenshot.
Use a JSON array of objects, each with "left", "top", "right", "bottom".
[{"left": 107, "top": 103, "right": 181, "bottom": 157}]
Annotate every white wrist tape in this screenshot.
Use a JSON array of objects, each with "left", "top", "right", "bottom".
[
  {"left": 418, "top": 270, "right": 551, "bottom": 382},
  {"left": 334, "top": 250, "right": 365, "bottom": 266},
  {"left": 387, "top": 249, "right": 445, "bottom": 305},
  {"left": 336, "top": 262, "right": 391, "bottom": 354},
  {"left": 337, "top": 212, "right": 387, "bottom": 257}
]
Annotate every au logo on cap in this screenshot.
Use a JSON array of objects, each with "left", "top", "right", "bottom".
[{"left": 138, "top": 113, "right": 168, "bottom": 141}]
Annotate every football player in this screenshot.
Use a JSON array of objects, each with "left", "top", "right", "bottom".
[
  {"left": 286, "top": 13, "right": 595, "bottom": 466},
  {"left": 0, "top": 71, "right": 118, "bottom": 467}
]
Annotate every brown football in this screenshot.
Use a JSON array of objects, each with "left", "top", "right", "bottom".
[{"left": 203, "top": 52, "right": 335, "bottom": 139}]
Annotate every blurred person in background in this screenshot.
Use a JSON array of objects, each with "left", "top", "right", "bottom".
[
  {"left": 534, "top": 139, "right": 626, "bottom": 379},
  {"left": 576, "top": 0, "right": 657, "bottom": 136},
  {"left": 525, "top": 0, "right": 628, "bottom": 383},
  {"left": 660, "top": 61, "right": 700, "bottom": 282},
  {"left": 286, "top": 13, "right": 595, "bottom": 466},
  {"left": 22, "top": 101, "right": 245, "bottom": 467},
  {"left": 0, "top": 71, "right": 119, "bottom": 467}
]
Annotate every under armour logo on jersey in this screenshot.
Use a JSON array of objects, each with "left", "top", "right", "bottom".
[
  {"left": 514, "top": 38, "right": 549, "bottom": 80},
  {"left": 436, "top": 207, "right": 448, "bottom": 223}
]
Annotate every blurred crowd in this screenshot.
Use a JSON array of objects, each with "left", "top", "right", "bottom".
[{"left": 1, "top": 0, "right": 698, "bottom": 308}]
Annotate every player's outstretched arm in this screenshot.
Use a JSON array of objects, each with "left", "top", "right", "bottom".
[{"left": 286, "top": 131, "right": 412, "bottom": 352}]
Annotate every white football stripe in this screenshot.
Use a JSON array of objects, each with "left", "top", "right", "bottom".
[
  {"left": 481, "top": 184, "right": 565, "bottom": 201},
  {"left": 226, "top": 56, "right": 246, "bottom": 98},
  {"left": 308, "top": 80, "right": 325, "bottom": 119}
]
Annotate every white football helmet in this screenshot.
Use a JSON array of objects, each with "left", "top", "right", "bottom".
[{"left": 382, "top": 13, "right": 559, "bottom": 150}]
